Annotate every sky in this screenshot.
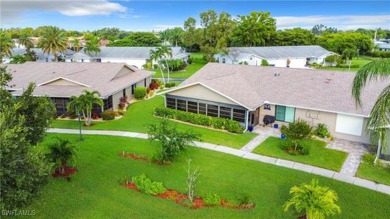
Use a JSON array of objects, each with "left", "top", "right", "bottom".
[{"left": 1, "top": 0, "right": 389, "bottom": 31}]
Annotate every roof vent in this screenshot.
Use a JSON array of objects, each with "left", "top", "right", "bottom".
[{"left": 274, "top": 73, "right": 280, "bottom": 77}]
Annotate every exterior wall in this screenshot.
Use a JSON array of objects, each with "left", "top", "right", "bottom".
[
  {"left": 168, "top": 84, "right": 238, "bottom": 105},
  {"left": 258, "top": 104, "right": 370, "bottom": 143},
  {"left": 112, "top": 91, "right": 123, "bottom": 111},
  {"left": 267, "top": 58, "right": 308, "bottom": 68}
]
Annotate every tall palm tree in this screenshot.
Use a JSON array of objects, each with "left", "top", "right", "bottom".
[
  {"left": 67, "top": 90, "right": 103, "bottom": 126},
  {"left": 0, "top": 30, "right": 14, "bottom": 63},
  {"left": 39, "top": 26, "right": 67, "bottom": 62},
  {"left": 158, "top": 46, "right": 173, "bottom": 83},
  {"left": 150, "top": 48, "right": 166, "bottom": 84},
  {"left": 284, "top": 179, "right": 341, "bottom": 219},
  {"left": 17, "top": 33, "right": 34, "bottom": 52},
  {"left": 71, "top": 38, "right": 81, "bottom": 52},
  {"left": 352, "top": 59, "right": 390, "bottom": 163},
  {"left": 84, "top": 37, "right": 100, "bottom": 59},
  {"left": 160, "top": 30, "right": 170, "bottom": 45},
  {"left": 47, "top": 138, "right": 77, "bottom": 175}
]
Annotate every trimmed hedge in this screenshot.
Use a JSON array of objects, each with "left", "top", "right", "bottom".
[
  {"left": 134, "top": 87, "right": 147, "bottom": 100},
  {"left": 102, "top": 110, "right": 115, "bottom": 120},
  {"left": 165, "top": 82, "right": 176, "bottom": 88},
  {"left": 154, "top": 107, "right": 244, "bottom": 134}
]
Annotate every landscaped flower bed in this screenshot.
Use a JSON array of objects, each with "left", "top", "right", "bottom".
[{"left": 121, "top": 174, "right": 255, "bottom": 210}]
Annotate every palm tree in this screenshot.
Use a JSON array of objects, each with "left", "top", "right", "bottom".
[
  {"left": 71, "top": 38, "right": 81, "bottom": 52},
  {"left": 160, "top": 30, "right": 170, "bottom": 45},
  {"left": 158, "top": 46, "right": 173, "bottom": 83},
  {"left": 84, "top": 37, "right": 100, "bottom": 59},
  {"left": 352, "top": 59, "right": 390, "bottom": 163},
  {"left": 39, "top": 26, "right": 67, "bottom": 62},
  {"left": 284, "top": 179, "right": 341, "bottom": 219},
  {"left": 0, "top": 30, "right": 14, "bottom": 63},
  {"left": 67, "top": 90, "right": 103, "bottom": 126},
  {"left": 150, "top": 48, "right": 166, "bottom": 85},
  {"left": 17, "top": 33, "right": 34, "bottom": 51},
  {"left": 47, "top": 138, "right": 77, "bottom": 175},
  {"left": 170, "top": 28, "right": 184, "bottom": 47}
]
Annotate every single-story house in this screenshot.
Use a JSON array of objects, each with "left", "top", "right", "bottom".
[
  {"left": 214, "top": 45, "right": 335, "bottom": 68},
  {"left": 2, "top": 48, "right": 75, "bottom": 63},
  {"left": 5, "top": 62, "right": 152, "bottom": 115},
  {"left": 374, "top": 40, "right": 390, "bottom": 52},
  {"left": 162, "top": 63, "right": 389, "bottom": 146},
  {"left": 66, "top": 47, "right": 189, "bottom": 69}
]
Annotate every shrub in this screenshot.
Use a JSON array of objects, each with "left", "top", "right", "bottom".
[
  {"left": 204, "top": 193, "right": 221, "bottom": 206},
  {"left": 238, "top": 194, "right": 252, "bottom": 205},
  {"left": 134, "top": 87, "right": 147, "bottom": 100},
  {"left": 370, "top": 51, "right": 390, "bottom": 58},
  {"left": 131, "top": 174, "right": 167, "bottom": 195},
  {"left": 154, "top": 107, "right": 244, "bottom": 134},
  {"left": 116, "top": 110, "right": 125, "bottom": 116},
  {"left": 102, "top": 110, "right": 115, "bottom": 120},
  {"left": 166, "top": 59, "right": 187, "bottom": 71},
  {"left": 279, "top": 139, "right": 309, "bottom": 156},
  {"left": 314, "top": 123, "right": 331, "bottom": 138},
  {"left": 325, "top": 55, "right": 341, "bottom": 66},
  {"left": 165, "top": 82, "right": 176, "bottom": 88},
  {"left": 187, "top": 57, "right": 193, "bottom": 64},
  {"left": 142, "top": 62, "right": 152, "bottom": 70},
  {"left": 261, "top": 59, "right": 269, "bottom": 66},
  {"left": 281, "top": 119, "right": 313, "bottom": 151},
  {"left": 337, "top": 64, "right": 360, "bottom": 69}
]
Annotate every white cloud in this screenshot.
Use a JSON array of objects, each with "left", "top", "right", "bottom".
[
  {"left": 153, "top": 24, "right": 182, "bottom": 31},
  {"left": 275, "top": 14, "right": 390, "bottom": 30},
  {"left": 1, "top": 0, "right": 127, "bottom": 22}
]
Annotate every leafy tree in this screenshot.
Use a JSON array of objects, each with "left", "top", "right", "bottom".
[
  {"left": 276, "top": 28, "right": 317, "bottom": 46},
  {"left": 108, "top": 32, "right": 161, "bottom": 47},
  {"left": 318, "top": 32, "right": 372, "bottom": 55},
  {"left": 261, "top": 59, "right": 270, "bottom": 66},
  {"left": 84, "top": 37, "right": 100, "bottom": 58},
  {"left": 0, "top": 30, "right": 14, "bottom": 63},
  {"left": 183, "top": 17, "right": 202, "bottom": 52},
  {"left": 160, "top": 30, "right": 171, "bottom": 45},
  {"left": 17, "top": 33, "right": 34, "bottom": 51},
  {"left": 147, "top": 120, "right": 200, "bottom": 163},
  {"left": 170, "top": 27, "right": 185, "bottom": 47},
  {"left": 10, "top": 55, "right": 28, "bottom": 64},
  {"left": 231, "top": 11, "right": 276, "bottom": 47},
  {"left": 352, "top": 59, "right": 390, "bottom": 163},
  {"left": 342, "top": 48, "right": 358, "bottom": 61},
  {"left": 0, "top": 67, "right": 52, "bottom": 209},
  {"left": 158, "top": 46, "right": 173, "bottom": 82},
  {"left": 38, "top": 26, "right": 67, "bottom": 62},
  {"left": 67, "top": 90, "right": 104, "bottom": 126},
  {"left": 281, "top": 119, "right": 313, "bottom": 151},
  {"left": 311, "top": 24, "right": 338, "bottom": 35},
  {"left": 46, "top": 138, "right": 77, "bottom": 175},
  {"left": 71, "top": 38, "right": 81, "bottom": 52},
  {"left": 284, "top": 179, "right": 341, "bottom": 219}
]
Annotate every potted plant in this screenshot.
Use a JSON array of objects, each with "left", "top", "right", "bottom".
[{"left": 248, "top": 125, "right": 254, "bottom": 132}]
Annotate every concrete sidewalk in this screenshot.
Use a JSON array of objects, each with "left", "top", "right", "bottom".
[{"left": 47, "top": 128, "right": 390, "bottom": 196}]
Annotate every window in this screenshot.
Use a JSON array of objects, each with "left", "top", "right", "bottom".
[
  {"left": 220, "top": 106, "right": 232, "bottom": 119},
  {"left": 131, "top": 84, "right": 135, "bottom": 95},
  {"left": 123, "top": 89, "right": 126, "bottom": 97},
  {"left": 222, "top": 58, "right": 226, "bottom": 63},
  {"left": 198, "top": 103, "right": 206, "bottom": 115},
  {"left": 103, "top": 95, "right": 113, "bottom": 110},
  {"left": 275, "top": 105, "right": 295, "bottom": 122},
  {"left": 144, "top": 78, "right": 147, "bottom": 87},
  {"left": 233, "top": 108, "right": 246, "bottom": 122},
  {"left": 52, "top": 98, "right": 69, "bottom": 115},
  {"left": 207, "top": 104, "right": 218, "bottom": 117},
  {"left": 177, "top": 99, "right": 186, "bottom": 111},
  {"left": 166, "top": 97, "right": 176, "bottom": 109},
  {"left": 335, "top": 114, "right": 363, "bottom": 136},
  {"left": 187, "top": 101, "right": 198, "bottom": 113}
]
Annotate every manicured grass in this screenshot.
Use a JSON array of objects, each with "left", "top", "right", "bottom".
[
  {"left": 51, "top": 96, "right": 256, "bottom": 149},
  {"left": 154, "top": 53, "right": 208, "bottom": 79},
  {"left": 24, "top": 134, "right": 390, "bottom": 218},
  {"left": 321, "top": 56, "right": 381, "bottom": 72},
  {"left": 356, "top": 162, "right": 390, "bottom": 186},
  {"left": 252, "top": 137, "right": 348, "bottom": 171}
]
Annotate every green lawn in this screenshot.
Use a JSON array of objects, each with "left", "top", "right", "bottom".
[
  {"left": 153, "top": 53, "right": 208, "bottom": 79},
  {"left": 51, "top": 96, "right": 256, "bottom": 149},
  {"left": 321, "top": 56, "right": 381, "bottom": 72},
  {"left": 252, "top": 137, "right": 348, "bottom": 171},
  {"left": 356, "top": 162, "right": 390, "bottom": 186},
  {"left": 23, "top": 134, "right": 390, "bottom": 218}
]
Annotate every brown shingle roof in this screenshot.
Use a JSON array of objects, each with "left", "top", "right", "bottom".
[
  {"left": 178, "top": 63, "right": 388, "bottom": 117},
  {"left": 6, "top": 62, "right": 152, "bottom": 98}
]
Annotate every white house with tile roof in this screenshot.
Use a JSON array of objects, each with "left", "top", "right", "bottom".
[
  {"left": 163, "top": 63, "right": 389, "bottom": 146},
  {"left": 214, "top": 45, "right": 335, "bottom": 68},
  {"left": 5, "top": 62, "right": 153, "bottom": 115}
]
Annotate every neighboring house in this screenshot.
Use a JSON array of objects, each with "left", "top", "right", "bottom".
[
  {"left": 66, "top": 47, "right": 189, "bottom": 69},
  {"left": 5, "top": 62, "right": 152, "bottom": 115},
  {"left": 2, "top": 48, "right": 75, "bottom": 63},
  {"left": 163, "top": 63, "right": 389, "bottom": 145},
  {"left": 214, "top": 45, "right": 335, "bottom": 68},
  {"left": 374, "top": 40, "right": 390, "bottom": 52}
]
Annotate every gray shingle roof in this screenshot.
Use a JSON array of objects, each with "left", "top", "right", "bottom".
[
  {"left": 228, "top": 45, "right": 333, "bottom": 59},
  {"left": 177, "top": 63, "right": 388, "bottom": 116},
  {"left": 74, "top": 46, "right": 187, "bottom": 60},
  {"left": 5, "top": 62, "right": 152, "bottom": 98}
]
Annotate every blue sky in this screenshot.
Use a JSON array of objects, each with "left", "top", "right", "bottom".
[{"left": 1, "top": 0, "right": 389, "bottom": 31}]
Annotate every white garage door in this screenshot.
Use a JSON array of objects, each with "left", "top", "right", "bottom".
[{"left": 335, "top": 114, "right": 364, "bottom": 136}]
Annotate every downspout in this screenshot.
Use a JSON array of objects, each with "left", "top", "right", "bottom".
[{"left": 243, "top": 110, "right": 250, "bottom": 132}]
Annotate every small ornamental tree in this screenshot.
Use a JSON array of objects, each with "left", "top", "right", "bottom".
[
  {"left": 281, "top": 119, "right": 313, "bottom": 151},
  {"left": 46, "top": 138, "right": 77, "bottom": 175},
  {"left": 147, "top": 120, "right": 200, "bottom": 163},
  {"left": 284, "top": 179, "right": 341, "bottom": 219},
  {"left": 67, "top": 90, "right": 103, "bottom": 126},
  {"left": 261, "top": 59, "right": 269, "bottom": 66}
]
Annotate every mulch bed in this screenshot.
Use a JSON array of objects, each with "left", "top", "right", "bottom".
[
  {"left": 52, "top": 167, "right": 77, "bottom": 178},
  {"left": 118, "top": 152, "right": 170, "bottom": 165},
  {"left": 123, "top": 183, "right": 254, "bottom": 210}
]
